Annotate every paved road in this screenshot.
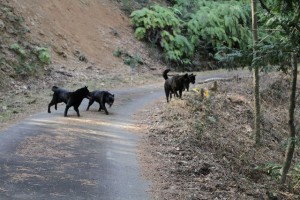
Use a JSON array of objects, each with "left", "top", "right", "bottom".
[
  {"left": 0, "top": 83, "right": 164, "bottom": 200},
  {"left": 0, "top": 70, "right": 249, "bottom": 200}
]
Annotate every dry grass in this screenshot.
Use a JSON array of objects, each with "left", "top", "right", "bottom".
[{"left": 138, "top": 72, "right": 300, "bottom": 200}]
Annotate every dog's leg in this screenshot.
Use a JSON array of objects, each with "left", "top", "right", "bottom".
[
  {"left": 48, "top": 100, "right": 56, "bottom": 113},
  {"left": 74, "top": 106, "right": 80, "bottom": 117},
  {"left": 165, "top": 88, "right": 170, "bottom": 102},
  {"left": 64, "top": 105, "right": 71, "bottom": 117},
  {"left": 48, "top": 104, "right": 51, "bottom": 113},
  {"left": 103, "top": 105, "right": 109, "bottom": 115},
  {"left": 86, "top": 99, "right": 95, "bottom": 111},
  {"left": 99, "top": 102, "right": 108, "bottom": 114},
  {"left": 179, "top": 90, "right": 183, "bottom": 99}
]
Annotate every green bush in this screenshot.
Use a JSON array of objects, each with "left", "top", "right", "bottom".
[
  {"left": 186, "top": 1, "right": 251, "bottom": 49},
  {"left": 10, "top": 43, "right": 26, "bottom": 57},
  {"left": 9, "top": 43, "right": 51, "bottom": 76},
  {"left": 113, "top": 48, "right": 143, "bottom": 69},
  {"left": 36, "top": 47, "right": 51, "bottom": 64},
  {"left": 130, "top": 0, "right": 253, "bottom": 68},
  {"left": 131, "top": 5, "right": 193, "bottom": 63}
]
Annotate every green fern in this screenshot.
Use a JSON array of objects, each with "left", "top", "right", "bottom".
[
  {"left": 187, "top": 1, "right": 251, "bottom": 49},
  {"left": 134, "top": 27, "right": 146, "bottom": 40},
  {"left": 131, "top": 0, "right": 252, "bottom": 66}
]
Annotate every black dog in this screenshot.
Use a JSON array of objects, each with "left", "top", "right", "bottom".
[
  {"left": 86, "top": 90, "right": 114, "bottom": 115},
  {"left": 48, "top": 86, "right": 90, "bottom": 117},
  {"left": 184, "top": 73, "right": 196, "bottom": 91},
  {"left": 163, "top": 69, "right": 189, "bottom": 102}
]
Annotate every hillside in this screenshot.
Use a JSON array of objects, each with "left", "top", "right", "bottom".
[
  {"left": 7, "top": 0, "right": 153, "bottom": 69},
  {"left": 0, "top": 0, "right": 163, "bottom": 127}
]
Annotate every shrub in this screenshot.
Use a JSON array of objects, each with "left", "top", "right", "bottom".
[{"left": 36, "top": 47, "right": 51, "bottom": 64}]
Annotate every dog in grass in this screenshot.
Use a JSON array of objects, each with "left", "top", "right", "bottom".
[
  {"left": 163, "top": 69, "right": 189, "bottom": 102},
  {"left": 86, "top": 90, "right": 114, "bottom": 115},
  {"left": 48, "top": 86, "right": 90, "bottom": 117}
]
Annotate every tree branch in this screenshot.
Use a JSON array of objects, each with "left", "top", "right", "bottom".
[{"left": 258, "top": 0, "right": 272, "bottom": 14}]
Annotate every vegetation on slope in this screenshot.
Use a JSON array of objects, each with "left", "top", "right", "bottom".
[
  {"left": 130, "top": 0, "right": 253, "bottom": 69},
  {"left": 0, "top": 2, "right": 50, "bottom": 83}
]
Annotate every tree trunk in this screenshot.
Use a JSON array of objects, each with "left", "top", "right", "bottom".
[
  {"left": 281, "top": 52, "right": 298, "bottom": 184},
  {"left": 251, "top": 0, "right": 261, "bottom": 145}
]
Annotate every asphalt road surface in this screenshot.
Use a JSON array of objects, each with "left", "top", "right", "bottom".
[
  {"left": 0, "top": 83, "right": 164, "bottom": 200},
  {"left": 0, "top": 70, "right": 249, "bottom": 200}
]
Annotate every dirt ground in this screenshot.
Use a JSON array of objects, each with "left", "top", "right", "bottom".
[{"left": 137, "top": 72, "right": 300, "bottom": 200}]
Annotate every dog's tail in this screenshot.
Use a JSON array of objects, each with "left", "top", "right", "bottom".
[
  {"left": 163, "top": 69, "right": 171, "bottom": 80},
  {"left": 51, "top": 86, "right": 59, "bottom": 92}
]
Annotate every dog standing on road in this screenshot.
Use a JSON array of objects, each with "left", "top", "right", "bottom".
[
  {"left": 86, "top": 90, "right": 114, "bottom": 115},
  {"left": 48, "top": 86, "right": 90, "bottom": 117},
  {"left": 163, "top": 69, "right": 189, "bottom": 102}
]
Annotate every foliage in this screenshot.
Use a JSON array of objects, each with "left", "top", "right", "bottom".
[
  {"left": 10, "top": 43, "right": 26, "bottom": 57},
  {"left": 186, "top": 1, "right": 252, "bottom": 49},
  {"left": 255, "top": 162, "right": 282, "bottom": 180},
  {"left": 131, "top": 5, "right": 181, "bottom": 33},
  {"left": 118, "top": 0, "right": 150, "bottom": 15},
  {"left": 249, "top": 0, "right": 300, "bottom": 71},
  {"left": 131, "top": 5, "right": 190, "bottom": 63},
  {"left": 130, "top": 0, "right": 253, "bottom": 68},
  {"left": 1, "top": 3, "right": 51, "bottom": 77},
  {"left": 113, "top": 48, "right": 123, "bottom": 57},
  {"left": 214, "top": 47, "right": 251, "bottom": 70},
  {"left": 113, "top": 48, "right": 143, "bottom": 69},
  {"left": 290, "top": 162, "right": 300, "bottom": 189},
  {"left": 257, "top": 0, "right": 300, "bottom": 185},
  {"left": 9, "top": 43, "right": 51, "bottom": 76},
  {"left": 36, "top": 47, "right": 51, "bottom": 64}
]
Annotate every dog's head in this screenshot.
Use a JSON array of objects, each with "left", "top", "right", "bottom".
[
  {"left": 105, "top": 92, "right": 115, "bottom": 107},
  {"left": 79, "top": 86, "right": 91, "bottom": 99},
  {"left": 188, "top": 73, "right": 196, "bottom": 84}
]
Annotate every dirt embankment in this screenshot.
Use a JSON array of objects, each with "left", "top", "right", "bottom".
[
  {"left": 138, "top": 72, "right": 300, "bottom": 200},
  {"left": 8, "top": 0, "right": 148, "bottom": 70},
  {"left": 0, "top": 0, "right": 164, "bottom": 128}
]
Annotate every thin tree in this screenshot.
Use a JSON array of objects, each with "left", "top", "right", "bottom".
[
  {"left": 281, "top": 53, "right": 297, "bottom": 184},
  {"left": 251, "top": 0, "right": 261, "bottom": 145},
  {"left": 257, "top": 0, "right": 300, "bottom": 183}
]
